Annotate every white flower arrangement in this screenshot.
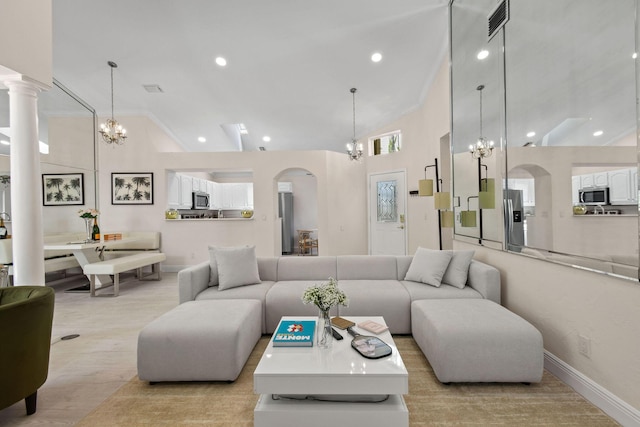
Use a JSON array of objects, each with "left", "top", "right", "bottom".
[
  {"left": 302, "top": 277, "right": 348, "bottom": 311},
  {"left": 78, "top": 208, "right": 99, "bottom": 219}
]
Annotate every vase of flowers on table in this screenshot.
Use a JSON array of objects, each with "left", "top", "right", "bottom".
[
  {"left": 302, "top": 277, "right": 348, "bottom": 348},
  {"left": 78, "top": 208, "right": 99, "bottom": 243}
]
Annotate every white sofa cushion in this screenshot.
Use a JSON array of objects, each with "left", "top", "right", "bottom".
[
  {"left": 215, "top": 246, "right": 261, "bottom": 291},
  {"left": 404, "top": 247, "right": 452, "bottom": 287},
  {"left": 442, "top": 250, "right": 475, "bottom": 289}
]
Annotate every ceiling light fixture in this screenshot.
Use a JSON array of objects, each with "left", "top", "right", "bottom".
[
  {"left": 477, "top": 49, "right": 489, "bottom": 60},
  {"left": 633, "top": 53, "right": 638, "bottom": 59},
  {"left": 262, "top": 136, "right": 271, "bottom": 142},
  {"left": 197, "top": 137, "right": 206, "bottom": 143},
  {"left": 99, "top": 61, "right": 127, "bottom": 145},
  {"left": 346, "top": 88, "right": 363, "bottom": 161},
  {"left": 215, "top": 57, "right": 227, "bottom": 67},
  {"left": 469, "top": 84, "right": 494, "bottom": 159},
  {"left": 371, "top": 52, "right": 382, "bottom": 63},
  {"left": 526, "top": 131, "right": 536, "bottom": 138},
  {"left": 593, "top": 130, "right": 604, "bottom": 136}
]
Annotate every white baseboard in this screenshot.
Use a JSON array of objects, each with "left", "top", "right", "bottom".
[{"left": 544, "top": 351, "right": 640, "bottom": 427}]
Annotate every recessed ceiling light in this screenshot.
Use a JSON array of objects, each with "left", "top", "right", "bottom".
[
  {"left": 477, "top": 50, "right": 489, "bottom": 60},
  {"left": 197, "top": 136, "right": 206, "bottom": 143},
  {"left": 633, "top": 52, "right": 638, "bottom": 59},
  {"left": 0, "top": 140, "right": 9, "bottom": 145},
  {"left": 593, "top": 130, "right": 604, "bottom": 137},
  {"left": 371, "top": 52, "right": 382, "bottom": 63},
  {"left": 262, "top": 136, "right": 271, "bottom": 142},
  {"left": 526, "top": 131, "right": 536, "bottom": 138},
  {"left": 215, "top": 57, "right": 227, "bottom": 67}
]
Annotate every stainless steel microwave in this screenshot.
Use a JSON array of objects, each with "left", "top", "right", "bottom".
[
  {"left": 579, "top": 187, "right": 610, "bottom": 205},
  {"left": 192, "top": 191, "right": 210, "bottom": 209}
]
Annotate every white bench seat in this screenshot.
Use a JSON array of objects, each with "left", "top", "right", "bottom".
[{"left": 84, "top": 252, "right": 166, "bottom": 297}]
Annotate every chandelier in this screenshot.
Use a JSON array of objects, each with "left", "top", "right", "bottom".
[
  {"left": 469, "top": 84, "right": 494, "bottom": 159},
  {"left": 99, "top": 61, "right": 127, "bottom": 145},
  {"left": 346, "top": 88, "right": 363, "bottom": 161}
]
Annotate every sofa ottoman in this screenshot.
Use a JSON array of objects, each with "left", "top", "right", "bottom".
[
  {"left": 137, "top": 299, "right": 262, "bottom": 382},
  {"left": 411, "top": 299, "right": 543, "bottom": 383}
]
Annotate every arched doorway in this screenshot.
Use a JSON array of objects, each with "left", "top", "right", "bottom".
[{"left": 274, "top": 168, "right": 318, "bottom": 255}]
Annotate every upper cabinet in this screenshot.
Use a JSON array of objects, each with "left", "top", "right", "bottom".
[
  {"left": 167, "top": 171, "right": 254, "bottom": 210},
  {"left": 572, "top": 167, "right": 638, "bottom": 205},
  {"left": 216, "top": 183, "right": 253, "bottom": 210}
]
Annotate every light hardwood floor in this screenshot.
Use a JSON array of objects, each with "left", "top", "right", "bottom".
[{"left": 0, "top": 271, "right": 179, "bottom": 426}]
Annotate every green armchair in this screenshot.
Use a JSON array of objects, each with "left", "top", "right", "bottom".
[{"left": 0, "top": 286, "right": 55, "bottom": 415}]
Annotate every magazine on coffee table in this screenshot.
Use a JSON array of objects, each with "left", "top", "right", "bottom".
[{"left": 272, "top": 319, "right": 316, "bottom": 347}]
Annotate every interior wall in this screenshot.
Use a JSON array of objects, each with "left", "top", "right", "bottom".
[
  {"left": 0, "top": 0, "right": 52, "bottom": 87},
  {"left": 456, "top": 241, "right": 640, "bottom": 412},
  {"left": 363, "top": 59, "right": 450, "bottom": 254}
]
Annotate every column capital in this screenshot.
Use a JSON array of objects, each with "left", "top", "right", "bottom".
[{"left": 3, "top": 75, "right": 51, "bottom": 94}]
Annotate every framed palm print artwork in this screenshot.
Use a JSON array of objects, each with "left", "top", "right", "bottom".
[
  {"left": 42, "top": 173, "right": 84, "bottom": 206},
  {"left": 111, "top": 172, "right": 154, "bottom": 205}
]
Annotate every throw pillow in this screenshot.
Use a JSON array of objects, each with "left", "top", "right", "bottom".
[
  {"left": 216, "top": 246, "right": 261, "bottom": 291},
  {"left": 442, "top": 250, "right": 475, "bottom": 289},
  {"left": 404, "top": 247, "right": 453, "bottom": 287},
  {"left": 207, "top": 245, "right": 219, "bottom": 287}
]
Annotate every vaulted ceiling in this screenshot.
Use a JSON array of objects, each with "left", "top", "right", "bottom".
[{"left": 51, "top": 0, "right": 449, "bottom": 153}]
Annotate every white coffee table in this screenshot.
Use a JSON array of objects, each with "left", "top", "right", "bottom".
[{"left": 253, "top": 316, "right": 409, "bottom": 427}]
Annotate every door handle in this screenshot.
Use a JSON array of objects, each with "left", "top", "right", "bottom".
[{"left": 397, "top": 225, "right": 405, "bottom": 229}]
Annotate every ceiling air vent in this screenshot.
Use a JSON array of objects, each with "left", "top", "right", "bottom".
[
  {"left": 258, "top": 146, "right": 266, "bottom": 151},
  {"left": 143, "top": 84, "right": 164, "bottom": 93},
  {"left": 487, "top": 0, "right": 509, "bottom": 41}
]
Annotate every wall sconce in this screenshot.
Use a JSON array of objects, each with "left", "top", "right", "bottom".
[
  {"left": 440, "top": 210, "right": 454, "bottom": 228},
  {"left": 478, "top": 163, "right": 495, "bottom": 209},
  {"left": 434, "top": 192, "right": 451, "bottom": 210},
  {"left": 460, "top": 196, "right": 478, "bottom": 227}
]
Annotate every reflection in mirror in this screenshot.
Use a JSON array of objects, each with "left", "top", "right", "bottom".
[
  {"left": 450, "top": 0, "right": 639, "bottom": 280},
  {"left": 450, "top": 0, "right": 503, "bottom": 244},
  {"left": 0, "top": 80, "right": 97, "bottom": 234}
]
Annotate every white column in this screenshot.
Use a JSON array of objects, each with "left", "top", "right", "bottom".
[{"left": 5, "top": 79, "right": 45, "bottom": 286}]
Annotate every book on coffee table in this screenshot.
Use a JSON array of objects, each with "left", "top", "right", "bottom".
[
  {"left": 272, "top": 319, "right": 316, "bottom": 347},
  {"left": 357, "top": 319, "right": 389, "bottom": 334}
]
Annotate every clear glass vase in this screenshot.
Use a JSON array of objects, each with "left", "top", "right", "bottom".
[
  {"left": 83, "top": 217, "right": 93, "bottom": 242},
  {"left": 317, "top": 307, "right": 333, "bottom": 349}
]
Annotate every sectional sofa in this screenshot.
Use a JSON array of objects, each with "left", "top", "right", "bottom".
[
  {"left": 177, "top": 249, "right": 501, "bottom": 334},
  {"left": 144, "top": 247, "right": 542, "bottom": 384}
]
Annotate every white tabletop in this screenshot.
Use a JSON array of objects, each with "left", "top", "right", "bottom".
[
  {"left": 43, "top": 236, "right": 140, "bottom": 250},
  {"left": 254, "top": 316, "right": 408, "bottom": 395}
]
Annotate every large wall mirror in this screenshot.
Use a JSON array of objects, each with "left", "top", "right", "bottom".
[
  {"left": 450, "top": 0, "right": 640, "bottom": 281},
  {"left": 0, "top": 80, "right": 97, "bottom": 235}
]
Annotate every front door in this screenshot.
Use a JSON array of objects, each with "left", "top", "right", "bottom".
[{"left": 369, "top": 171, "right": 407, "bottom": 255}]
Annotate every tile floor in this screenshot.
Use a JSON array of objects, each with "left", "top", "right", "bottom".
[{"left": 0, "top": 271, "right": 179, "bottom": 426}]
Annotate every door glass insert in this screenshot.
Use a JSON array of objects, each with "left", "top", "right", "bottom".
[{"left": 377, "top": 180, "right": 397, "bottom": 222}]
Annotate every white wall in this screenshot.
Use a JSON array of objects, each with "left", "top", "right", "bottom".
[
  {"left": 0, "top": 0, "right": 52, "bottom": 87},
  {"left": 363, "top": 60, "right": 451, "bottom": 254},
  {"left": 457, "top": 242, "right": 640, "bottom": 412}
]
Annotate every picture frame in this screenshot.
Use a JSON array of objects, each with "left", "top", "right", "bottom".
[
  {"left": 111, "top": 172, "right": 154, "bottom": 205},
  {"left": 42, "top": 173, "right": 84, "bottom": 206}
]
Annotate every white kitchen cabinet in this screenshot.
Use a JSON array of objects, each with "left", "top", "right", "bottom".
[
  {"left": 593, "top": 172, "right": 609, "bottom": 187},
  {"left": 167, "top": 171, "right": 181, "bottom": 209},
  {"left": 580, "top": 174, "right": 595, "bottom": 188},
  {"left": 218, "top": 183, "right": 254, "bottom": 209},
  {"left": 207, "top": 181, "right": 217, "bottom": 209},
  {"left": 572, "top": 176, "right": 580, "bottom": 204},
  {"left": 180, "top": 175, "right": 193, "bottom": 209},
  {"left": 608, "top": 168, "right": 637, "bottom": 205}
]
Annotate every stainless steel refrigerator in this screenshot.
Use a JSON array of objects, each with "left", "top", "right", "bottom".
[
  {"left": 504, "top": 189, "right": 525, "bottom": 252},
  {"left": 278, "top": 192, "right": 294, "bottom": 254}
]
